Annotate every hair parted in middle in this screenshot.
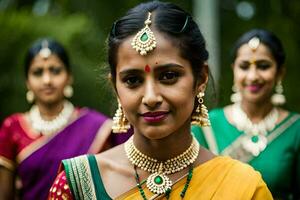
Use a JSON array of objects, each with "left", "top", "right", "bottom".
[{"left": 107, "top": 1, "right": 209, "bottom": 87}]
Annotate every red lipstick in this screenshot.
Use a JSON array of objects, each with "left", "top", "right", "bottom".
[{"left": 142, "top": 111, "right": 168, "bottom": 123}]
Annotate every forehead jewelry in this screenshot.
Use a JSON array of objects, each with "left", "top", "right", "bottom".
[
  {"left": 144, "top": 64, "right": 151, "bottom": 73},
  {"left": 39, "top": 40, "right": 52, "bottom": 59},
  {"left": 131, "top": 12, "right": 157, "bottom": 56},
  {"left": 248, "top": 37, "right": 260, "bottom": 52}
]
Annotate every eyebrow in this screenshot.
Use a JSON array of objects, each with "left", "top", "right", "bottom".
[{"left": 119, "top": 63, "right": 184, "bottom": 75}]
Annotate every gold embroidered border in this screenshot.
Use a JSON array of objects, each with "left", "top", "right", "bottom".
[
  {"left": 0, "top": 156, "right": 15, "bottom": 171},
  {"left": 68, "top": 155, "right": 97, "bottom": 200}
]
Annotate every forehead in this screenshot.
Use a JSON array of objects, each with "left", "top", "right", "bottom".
[
  {"left": 30, "top": 54, "right": 65, "bottom": 68},
  {"left": 116, "top": 30, "right": 187, "bottom": 71},
  {"left": 236, "top": 43, "right": 275, "bottom": 61}
]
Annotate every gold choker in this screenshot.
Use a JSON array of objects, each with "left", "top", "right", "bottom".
[{"left": 124, "top": 136, "right": 199, "bottom": 194}]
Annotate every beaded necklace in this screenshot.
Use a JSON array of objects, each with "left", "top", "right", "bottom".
[
  {"left": 29, "top": 101, "right": 74, "bottom": 135},
  {"left": 124, "top": 136, "right": 199, "bottom": 195},
  {"left": 231, "top": 103, "right": 279, "bottom": 156}
]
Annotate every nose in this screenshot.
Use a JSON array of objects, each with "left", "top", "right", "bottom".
[
  {"left": 142, "top": 80, "right": 163, "bottom": 108},
  {"left": 42, "top": 72, "right": 51, "bottom": 84},
  {"left": 247, "top": 65, "right": 259, "bottom": 81}
]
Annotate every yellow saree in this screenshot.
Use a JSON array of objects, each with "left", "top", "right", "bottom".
[{"left": 116, "top": 156, "right": 273, "bottom": 200}]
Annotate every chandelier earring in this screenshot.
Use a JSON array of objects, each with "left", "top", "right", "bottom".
[
  {"left": 112, "top": 102, "right": 130, "bottom": 133},
  {"left": 271, "top": 80, "right": 286, "bottom": 106},
  {"left": 191, "top": 92, "right": 210, "bottom": 127},
  {"left": 26, "top": 90, "right": 35, "bottom": 103},
  {"left": 63, "top": 85, "right": 73, "bottom": 98},
  {"left": 230, "top": 84, "right": 241, "bottom": 103}
]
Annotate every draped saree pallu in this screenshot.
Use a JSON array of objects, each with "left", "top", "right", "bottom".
[
  {"left": 0, "top": 108, "right": 122, "bottom": 200},
  {"left": 192, "top": 109, "right": 300, "bottom": 198},
  {"left": 50, "top": 155, "right": 272, "bottom": 200}
]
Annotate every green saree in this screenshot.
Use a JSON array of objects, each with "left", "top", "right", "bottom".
[{"left": 192, "top": 108, "right": 300, "bottom": 199}]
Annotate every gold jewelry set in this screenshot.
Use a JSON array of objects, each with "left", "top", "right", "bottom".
[
  {"left": 125, "top": 136, "right": 199, "bottom": 194},
  {"left": 231, "top": 36, "right": 286, "bottom": 105}
]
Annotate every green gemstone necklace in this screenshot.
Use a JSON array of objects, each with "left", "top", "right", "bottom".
[
  {"left": 125, "top": 136, "right": 199, "bottom": 196},
  {"left": 134, "top": 165, "right": 194, "bottom": 199}
]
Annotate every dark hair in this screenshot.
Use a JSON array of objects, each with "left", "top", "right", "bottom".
[
  {"left": 24, "top": 38, "right": 71, "bottom": 78},
  {"left": 107, "top": 1, "right": 209, "bottom": 86},
  {"left": 232, "top": 29, "right": 286, "bottom": 68}
]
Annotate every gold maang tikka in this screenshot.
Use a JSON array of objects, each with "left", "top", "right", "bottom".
[
  {"left": 131, "top": 12, "right": 156, "bottom": 56},
  {"left": 248, "top": 37, "right": 260, "bottom": 52},
  {"left": 39, "top": 40, "right": 51, "bottom": 59}
]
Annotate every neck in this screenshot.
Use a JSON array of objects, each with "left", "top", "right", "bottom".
[
  {"left": 239, "top": 100, "right": 274, "bottom": 123},
  {"left": 35, "top": 100, "right": 65, "bottom": 120},
  {"left": 132, "top": 122, "right": 193, "bottom": 161}
]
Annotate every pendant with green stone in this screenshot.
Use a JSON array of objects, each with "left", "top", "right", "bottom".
[
  {"left": 140, "top": 32, "right": 149, "bottom": 42},
  {"left": 146, "top": 172, "right": 172, "bottom": 195}
]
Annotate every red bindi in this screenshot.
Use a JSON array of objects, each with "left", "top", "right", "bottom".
[{"left": 144, "top": 64, "right": 151, "bottom": 73}]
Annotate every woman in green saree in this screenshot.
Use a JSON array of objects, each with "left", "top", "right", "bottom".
[
  {"left": 49, "top": 3, "right": 273, "bottom": 200},
  {"left": 192, "top": 29, "right": 300, "bottom": 199}
]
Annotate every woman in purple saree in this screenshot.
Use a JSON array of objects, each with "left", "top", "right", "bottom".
[{"left": 0, "top": 39, "right": 131, "bottom": 199}]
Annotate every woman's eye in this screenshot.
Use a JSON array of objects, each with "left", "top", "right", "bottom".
[
  {"left": 238, "top": 63, "right": 249, "bottom": 70},
  {"left": 256, "top": 62, "right": 271, "bottom": 70},
  {"left": 159, "top": 71, "right": 179, "bottom": 83},
  {"left": 32, "top": 69, "right": 43, "bottom": 76},
  {"left": 50, "top": 66, "right": 63, "bottom": 75},
  {"left": 123, "top": 76, "right": 143, "bottom": 88}
]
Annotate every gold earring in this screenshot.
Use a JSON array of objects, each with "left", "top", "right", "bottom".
[
  {"left": 63, "top": 85, "right": 73, "bottom": 98},
  {"left": 26, "top": 90, "right": 34, "bottom": 103},
  {"left": 230, "top": 84, "right": 241, "bottom": 103},
  {"left": 271, "top": 80, "right": 286, "bottom": 106},
  {"left": 112, "top": 102, "right": 130, "bottom": 133},
  {"left": 191, "top": 92, "right": 210, "bottom": 127}
]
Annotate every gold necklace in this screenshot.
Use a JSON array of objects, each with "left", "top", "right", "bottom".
[{"left": 124, "top": 136, "right": 199, "bottom": 195}]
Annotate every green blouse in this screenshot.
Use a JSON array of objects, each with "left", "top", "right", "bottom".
[{"left": 192, "top": 108, "right": 300, "bottom": 199}]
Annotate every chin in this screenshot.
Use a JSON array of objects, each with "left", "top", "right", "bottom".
[{"left": 140, "top": 127, "right": 172, "bottom": 140}]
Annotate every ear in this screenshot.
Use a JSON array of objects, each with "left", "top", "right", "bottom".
[
  {"left": 26, "top": 80, "right": 31, "bottom": 91},
  {"left": 196, "top": 63, "right": 209, "bottom": 94},
  {"left": 276, "top": 66, "right": 286, "bottom": 82},
  {"left": 108, "top": 73, "right": 119, "bottom": 97},
  {"left": 67, "top": 75, "right": 74, "bottom": 85}
]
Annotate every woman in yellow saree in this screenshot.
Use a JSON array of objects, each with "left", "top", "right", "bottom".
[{"left": 49, "top": 1, "right": 273, "bottom": 199}]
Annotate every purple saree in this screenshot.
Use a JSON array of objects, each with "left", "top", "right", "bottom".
[{"left": 2, "top": 108, "right": 131, "bottom": 200}]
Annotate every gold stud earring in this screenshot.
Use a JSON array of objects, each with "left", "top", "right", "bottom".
[
  {"left": 63, "top": 85, "right": 73, "bottom": 98},
  {"left": 191, "top": 92, "right": 210, "bottom": 127},
  {"left": 131, "top": 12, "right": 156, "bottom": 56},
  {"left": 112, "top": 102, "right": 131, "bottom": 133},
  {"left": 271, "top": 80, "right": 286, "bottom": 106},
  {"left": 26, "top": 90, "right": 34, "bottom": 103}
]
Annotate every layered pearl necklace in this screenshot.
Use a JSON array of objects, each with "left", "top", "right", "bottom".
[
  {"left": 231, "top": 103, "right": 279, "bottom": 156},
  {"left": 124, "top": 136, "right": 199, "bottom": 195},
  {"left": 29, "top": 101, "right": 74, "bottom": 135}
]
